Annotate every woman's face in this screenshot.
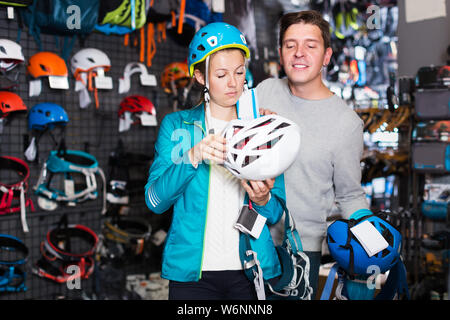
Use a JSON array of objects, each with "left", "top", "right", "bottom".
[{"left": 196, "top": 49, "right": 246, "bottom": 109}]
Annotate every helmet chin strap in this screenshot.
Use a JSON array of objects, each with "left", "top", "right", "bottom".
[{"left": 204, "top": 55, "right": 212, "bottom": 133}]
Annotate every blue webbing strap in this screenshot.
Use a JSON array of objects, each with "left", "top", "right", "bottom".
[{"left": 320, "top": 263, "right": 339, "bottom": 300}]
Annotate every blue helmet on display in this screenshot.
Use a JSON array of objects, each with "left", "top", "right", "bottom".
[
  {"left": 327, "top": 213, "right": 402, "bottom": 276},
  {"left": 187, "top": 22, "right": 250, "bottom": 76},
  {"left": 28, "top": 103, "right": 69, "bottom": 131}
]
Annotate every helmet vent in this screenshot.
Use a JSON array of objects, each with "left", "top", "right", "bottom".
[
  {"left": 229, "top": 167, "right": 240, "bottom": 175},
  {"left": 390, "top": 256, "right": 398, "bottom": 266},
  {"left": 197, "top": 44, "right": 205, "bottom": 51},
  {"left": 328, "top": 234, "right": 335, "bottom": 243},
  {"left": 2, "top": 103, "right": 10, "bottom": 110},
  {"left": 234, "top": 134, "right": 255, "bottom": 150},
  {"left": 380, "top": 248, "right": 391, "bottom": 258},
  {"left": 379, "top": 223, "right": 394, "bottom": 245},
  {"left": 39, "top": 64, "right": 47, "bottom": 72},
  {"left": 243, "top": 155, "right": 259, "bottom": 167},
  {"left": 0, "top": 46, "right": 6, "bottom": 54},
  {"left": 250, "top": 118, "right": 273, "bottom": 129},
  {"left": 201, "top": 32, "right": 207, "bottom": 37},
  {"left": 45, "top": 111, "right": 51, "bottom": 117},
  {"left": 87, "top": 57, "right": 95, "bottom": 63},
  {"left": 269, "top": 123, "right": 290, "bottom": 135},
  {"left": 254, "top": 136, "right": 281, "bottom": 150}
]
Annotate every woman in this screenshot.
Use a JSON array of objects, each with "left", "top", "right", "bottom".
[{"left": 144, "top": 22, "right": 286, "bottom": 300}]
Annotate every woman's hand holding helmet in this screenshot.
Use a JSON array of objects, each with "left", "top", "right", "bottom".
[
  {"left": 188, "top": 133, "right": 227, "bottom": 168},
  {"left": 240, "top": 178, "right": 275, "bottom": 206}
]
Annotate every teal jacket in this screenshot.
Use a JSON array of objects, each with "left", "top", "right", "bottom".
[{"left": 144, "top": 103, "right": 285, "bottom": 282}]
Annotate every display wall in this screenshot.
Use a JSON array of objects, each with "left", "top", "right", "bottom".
[{"left": 0, "top": 4, "right": 188, "bottom": 299}]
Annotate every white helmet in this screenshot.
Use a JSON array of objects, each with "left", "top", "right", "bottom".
[
  {"left": 118, "top": 62, "right": 151, "bottom": 94},
  {"left": 0, "top": 39, "right": 25, "bottom": 72},
  {"left": 70, "top": 48, "right": 111, "bottom": 77},
  {"left": 222, "top": 114, "right": 301, "bottom": 180}
]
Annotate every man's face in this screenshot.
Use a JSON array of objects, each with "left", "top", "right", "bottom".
[{"left": 279, "top": 22, "right": 332, "bottom": 88}]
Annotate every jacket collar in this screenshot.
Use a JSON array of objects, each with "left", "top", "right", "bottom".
[{"left": 179, "top": 103, "right": 206, "bottom": 132}]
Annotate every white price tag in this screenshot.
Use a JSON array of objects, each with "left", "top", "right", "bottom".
[
  {"left": 7, "top": 7, "right": 14, "bottom": 19},
  {"left": 140, "top": 74, "right": 157, "bottom": 86},
  {"left": 74, "top": 80, "right": 85, "bottom": 92},
  {"left": 64, "top": 179, "right": 75, "bottom": 197},
  {"left": 79, "top": 87, "right": 92, "bottom": 109},
  {"left": 48, "top": 76, "right": 69, "bottom": 89},
  {"left": 212, "top": 0, "right": 225, "bottom": 13},
  {"left": 29, "top": 79, "right": 42, "bottom": 97},
  {"left": 119, "top": 112, "right": 133, "bottom": 132},
  {"left": 95, "top": 76, "right": 113, "bottom": 89},
  {"left": 138, "top": 113, "right": 158, "bottom": 126},
  {"left": 350, "top": 220, "right": 389, "bottom": 257}
]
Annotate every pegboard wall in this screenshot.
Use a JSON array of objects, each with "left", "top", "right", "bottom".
[{"left": 0, "top": 7, "right": 189, "bottom": 300}]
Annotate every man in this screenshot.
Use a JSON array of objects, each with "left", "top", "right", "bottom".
[{"left": 256, "top": 10, "right": 370, "bottom": 299}]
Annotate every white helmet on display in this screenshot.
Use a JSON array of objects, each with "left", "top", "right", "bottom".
[
  {"left": 118, "top": 62, "right": 151, "bottom": 94},
  {"left": 222, "top": 114, "right": 301, "bottom": 180},
  {"left": 70, "top": 48, "right": 111, "bottom": 78},
  {"left": 0, "top": 39, "right": 25, "bottom": 72}
]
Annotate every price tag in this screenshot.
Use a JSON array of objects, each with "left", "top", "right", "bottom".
[
  {"left": 139, "top": 113, "right": 158, "bottom": 126},
  {"left": 212, "top": 0, "right": 225, "bottom": 13},
  {"left": 234, "top": 205, "right": 267, "bottom": 239},
  {"left": 7, "top": 7, "right": 14, "bottom": 20},
  {"left": 119, "top": 112, "right": 133, "bottom": 132},
  {"left": 48, "top": 76, "right": 69, "bottom": 89},
  {"left": 29, "top": 79, "right": 42, "bottom": 97},
  {"left": 140, "top": 74, "right": 157, "bottom": 86},
  {"left": 95, "top": 76, "right": 113, "bottom": 89},
  {"left": 350, "top": 220, "right": 389, "bottom": 257},
  {"left": 78, "top": 87, "right": 91, "bottom": 109},
  {"left": 64, "top": 179, "right": 75, "bottom": 197}
]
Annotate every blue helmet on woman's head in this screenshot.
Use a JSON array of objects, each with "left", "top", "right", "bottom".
[
  {"left": 187, "top": 22, "right": 250, "bottom": 77},
  {"left": 327, "top": 213, "right": 402, "bottom": 276}
]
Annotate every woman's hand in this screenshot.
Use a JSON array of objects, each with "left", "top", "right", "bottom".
[
  {"left": 188, "top": 134, "right": 227, "bottom": 167},
  {"left": 240, "top": 178, "right": 275, "bottom": 206}
]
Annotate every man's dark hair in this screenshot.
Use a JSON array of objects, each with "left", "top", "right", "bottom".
[{"left": 279, "top": 10, "right": 331, "bottom": 49}]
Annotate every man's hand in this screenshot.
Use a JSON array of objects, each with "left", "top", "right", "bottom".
[
  {"left": 240, "top": 178, "right": 275, "bottom": 206},
  {"left": 259, "top": 108, "right": 277, "bottom": 116}
]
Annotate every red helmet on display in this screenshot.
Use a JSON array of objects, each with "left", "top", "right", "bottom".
[
  {"left": 0, "top": 91, "right": 27, "bottom": 118},
  {"left": 118, "top": 95, "right": 157, "bottom": 131},
  {"left": 119, "top": 95, "right": 156, "bottom": 117}
]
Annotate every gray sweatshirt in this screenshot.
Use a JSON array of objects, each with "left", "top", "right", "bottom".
[{"left": 256, "top": 78, "right": 369, "bottom": 251}]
